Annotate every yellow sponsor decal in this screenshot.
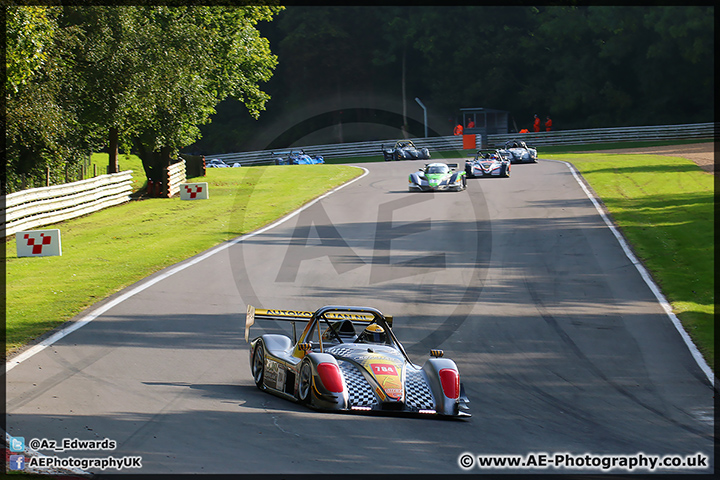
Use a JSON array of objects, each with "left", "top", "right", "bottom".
[
  {"left": 258, "top": 309, "right": 379, "bottom": 321},
  {"left": 358, "top": 355, "right": 404, "bottom": 400},
  {"left": 370, "top": 363, "right": 403, "bottom": 399},
  {"left": 262, "top": 309, "right": 313, "bottom": 318}
]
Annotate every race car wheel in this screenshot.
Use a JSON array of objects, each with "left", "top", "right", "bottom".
[
  {"left": 298, "top": 360, "right": 313, "bottom": 404},
  {"left": 462, "top": 175, "right": 467, "bottom": 189},
  {"left": 501, "top": 165, "right": 510, "bottom": 178},
  {"left": 252, "top": 343, "right": 265, "bottom": 388}
]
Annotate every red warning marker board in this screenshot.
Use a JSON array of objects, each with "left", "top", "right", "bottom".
[
  {"left": 17, "top": 229, "right": 62, "bottom": 257},
  {"left": 180, "top": 183, "right": 209, "bottom": 200}
]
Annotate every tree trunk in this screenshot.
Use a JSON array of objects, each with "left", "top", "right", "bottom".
[
  {"left": 108, "top": 127, "right": 119, "bottom": 174},
  {"left": 133, "top": 137, "right": 173, "bottom": 197}
]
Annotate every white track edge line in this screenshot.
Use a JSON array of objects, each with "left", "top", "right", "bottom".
[
  {"left": 6, "top": 166, "right": 370, "bottom": 373},
  {"left": 548, "top": 158, "right": 714, "bottom": 387}
]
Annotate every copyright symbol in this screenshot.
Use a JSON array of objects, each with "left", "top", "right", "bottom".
[
  {"left": 29, "top": 438, "right": 40, "bottom": 450},
  {"left": 459, "top": 453, "right": 475, "bottom": 469}
]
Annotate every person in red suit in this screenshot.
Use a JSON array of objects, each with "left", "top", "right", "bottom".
[
  {"left": 533, "top": 114, "right": 541, "bottom": 132},
  {"left": 454, "top": 123, "right": 463, "bottom": 135},
  {"left": 545, "top": 116, "right": 553, "bottom": 131}
]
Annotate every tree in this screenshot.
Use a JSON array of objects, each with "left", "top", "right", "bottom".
[
  {"left": 4, "top": 6, "right": 87, "bottom": 194},
  {"left": 59, "top": 5, "right": 282, "bottom": 190},
  {"left": 127, "top": 6, "right": 281, "bottom": 191}
]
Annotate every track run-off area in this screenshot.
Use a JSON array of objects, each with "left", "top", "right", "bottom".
[{"left": 5, "top": 157, "right": 714, "bottom": 475}]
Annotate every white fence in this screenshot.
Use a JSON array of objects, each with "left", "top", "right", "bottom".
[
  {"left": 209, "top": 122, "right": 716, "bottom": 166},
  {"left": 2, "top": 170, "right": 133, "bottom": 238},
  {"left": 167, "top": 160, "right": 187, "bottom": 197}
]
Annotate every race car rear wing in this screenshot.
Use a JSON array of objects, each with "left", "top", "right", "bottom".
[
  {"left": 245, "top": 305, "right": 393, "bottom": 342},
  {"left": 469, "top": 149, "right": 501, "bottom": 156}
]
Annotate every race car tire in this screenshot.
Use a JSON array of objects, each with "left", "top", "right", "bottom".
[
  {"left": 252, "top": 342, "right": 265, "bottom": 388},
  {"left": 465, "top": 165, "right": 474, "bottom": 178},
  {"left": 501, "top": 165, "right": 510, "bottom": 178},
  {"left": 462, "top": 175, "right": 467, "bottom": 189},
  {"left": 298, "top": 360, "right": 313, "bottom": 404}
]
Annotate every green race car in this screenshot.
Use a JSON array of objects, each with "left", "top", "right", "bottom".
[{"left": 408, "top": 162, "right": 467, "bottom": 192}]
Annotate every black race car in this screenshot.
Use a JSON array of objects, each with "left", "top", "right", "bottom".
[{"left": 382, "top": 140, "right": 431, "bottom": 161}]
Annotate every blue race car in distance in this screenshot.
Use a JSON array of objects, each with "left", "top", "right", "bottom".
[{"left": 273, "top": 149, "right": 325, "bottom": 165}]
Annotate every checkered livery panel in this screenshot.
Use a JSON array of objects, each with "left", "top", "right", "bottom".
[
  {"left": 338, "top": 360, "right": 377, "bottom": 407},
  {"left": 327, "top": 346, "right": 355, "bottom": 358},
  {"left": 405, "top": 367, "right": 435, "bottom": 410}
]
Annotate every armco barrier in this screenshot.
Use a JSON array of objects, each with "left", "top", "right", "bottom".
[
  {"left": 2, "top": 170, "right": 133, "bottom": 238},
  {"left": 166, "top": 160, "right": 187, "bottom": 198},
  {"left": 487, "top": 122, "right": 716, "bottom": 148},
  {"left": 208, "top": 122, "right": 715, "bottom": 166},
  {"left": 208, "top": 136, "right": 467, "bottom": 166}
]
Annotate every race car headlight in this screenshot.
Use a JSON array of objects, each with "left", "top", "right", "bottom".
[
  {"left": 439, "top": 368, "right": 459, "bottom": 399},
  {"left": 317, "top": 363, "right": 344, "bottom": 393}
]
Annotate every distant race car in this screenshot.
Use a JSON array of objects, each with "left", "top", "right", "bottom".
[
  {"left": 205, "top": 158, "right": 229, "bottom": 168},
  {"left": 497, "top": 139, "right": 537, "bottom": 163},
  {"left": 273, "top": 149, "right": 324, "bottom": 165},
  {"left": 465, "top": 150, "right": 511, "bottom": 178},
  {"left": 382, "top": 140, "right": 431, "bottom": 161},
  {"left": 246, "top": 305, "right": 470, "bottom": 418},
  {"left": 409, "top": 162, "right": 467, "bottom": 192}
]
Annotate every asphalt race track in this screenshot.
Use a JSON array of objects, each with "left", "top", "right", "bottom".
[{"left": 5, "top": 158, "right": 714, "bottom": 475}]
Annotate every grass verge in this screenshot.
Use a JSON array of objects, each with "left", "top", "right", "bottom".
[
  {"left": 5, "top": 164, "right": 362, "bottom": 354},
  {"left": 544, "top": 151, "right": 714, "bottom": 368}
]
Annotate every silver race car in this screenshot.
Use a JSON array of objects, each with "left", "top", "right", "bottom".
[
  {"left": 465, "top": 150, "right": 511, "bottom": 178},
  {"left": 246, "top": 305, "right": 470, "bottom": 418},
  {"left": 497, "top": 139, "right": 538, "bottom": 163}
]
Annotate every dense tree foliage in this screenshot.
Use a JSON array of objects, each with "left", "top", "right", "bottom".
[
  {"left": 5, "top": 6, "right": 86, "bottom": 193},
  {"left": 4, "top": 5, "right": 282, "bottom": 194},
  {"left": 190, "top": 5, "right": 713, "bottom": 153},
  {"left": 5, "top": 6, "right": 713, "bottom": 190}
]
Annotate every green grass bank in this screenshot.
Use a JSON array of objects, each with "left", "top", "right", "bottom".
[{"left": 5, "top": 161, "right": 362, "bottom": 354}]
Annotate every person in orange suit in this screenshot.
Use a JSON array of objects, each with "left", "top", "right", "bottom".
[
  {"left": 533, "top": 114, "right": 541, "bottom": 132},
  {"left": 519, "top": 128, "right": 529, "bottom": 134},
  {"left": 466, "top": 119, "right": 475, "bottom": 128},
  {"left": 454, "top": 123, "right": 463, "bottom": 135},
  {"left": 545, "top": 116, "right": 553, "bottom": 131}
]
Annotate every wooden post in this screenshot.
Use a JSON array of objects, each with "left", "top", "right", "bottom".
[{"left": 46, "top": 166, "right": 51, "bottom": 186}]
